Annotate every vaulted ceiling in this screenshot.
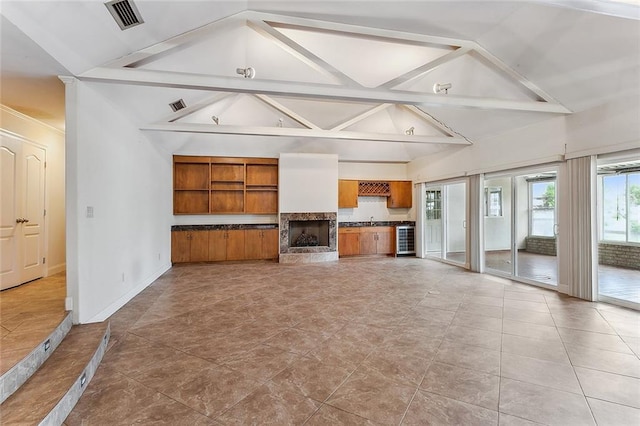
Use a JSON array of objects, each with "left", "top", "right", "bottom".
[{"left": 1, "top": 1, "right": 638, "bottom": 162}]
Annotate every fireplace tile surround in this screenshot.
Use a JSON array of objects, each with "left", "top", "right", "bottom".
[{"left": 279, "top": 212, "right": 338, "bottom": 263}]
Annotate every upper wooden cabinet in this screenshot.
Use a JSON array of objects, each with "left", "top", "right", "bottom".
[
  {"left": 338, "top": 180, "right": 359, "bottom": 208},
  {"left": 174, "top": 156, "right": 278, "bottom": 215},
  {"left": 338, "top": 179, "right": 412, "bottom": 209},
  {"left": 387, "top": 181, "right": 413, "bottom": 208}
]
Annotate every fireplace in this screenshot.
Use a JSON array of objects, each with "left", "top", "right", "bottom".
[
  {"left": 289, "top": 220, "right": 329, "bottom": 248},
  {"left": 279, "top": 212, "right": 338, "bottom": 263}
]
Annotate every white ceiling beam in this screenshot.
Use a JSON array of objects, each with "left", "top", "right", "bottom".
[
  {"left": 378, "top": 47, "right": 471, "bottom": 89},
  {"left": 246, "top": 11, "right": 471, "bottom": 48},
  {"left": 472, "top": 46, "right": 560, "bottom": 104},
  {"left": 253, "top": 94, "right": 320, "bottom": 129},
  {"left": 403, "top": 105, "right": 458, "bottom": 136},
  {"left": 141, "top": 122, "right": 471, "bottom": 145},
  {"left": 247, "top": 19, "right": 360, "bottom": 87},
  {"left": 330, "top": 103, "right": 392, "bottom": 131},
  {"left": 80, "top": 67, "right": 571, "bottom": 114},
  {"left": 103, "top": 13, "right": 246, "bottom": 68}
]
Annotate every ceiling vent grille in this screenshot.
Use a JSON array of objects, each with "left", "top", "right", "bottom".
[
  {"left": 169, "top": 99, "right": 186, "bottom": 112},
  {"left": 105, "top": 0, "right": 144, "bottom": 30}
]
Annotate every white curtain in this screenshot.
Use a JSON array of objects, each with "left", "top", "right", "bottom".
[
  {"left": 415, "top": 183, "right": 426, "bottom": 258},
  {"left": 559, "top": 156, "right": 598, "bottom": 300},
  {"left": 468, "top": 175, "right": 483, "bottom": 272}
]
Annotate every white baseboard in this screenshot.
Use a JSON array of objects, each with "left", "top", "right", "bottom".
[
  {"left": 557, "top": 284, "right": 569, "bottom": 295},
  {"left": 82, "top": 262, "right": 171, "bottom": 324},
  {"left": 47, "top": 263, "right": 66, "bottom": 276}
]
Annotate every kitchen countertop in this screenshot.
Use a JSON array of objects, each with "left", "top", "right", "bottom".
[
  {"left": 338, "top": 221, "right": 415, "bottom": 228},
  {"left": 171, "top": 224, "right": 278, "bottom": 231}
]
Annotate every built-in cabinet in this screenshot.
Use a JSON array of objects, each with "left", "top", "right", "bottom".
[
  {"left": 338, "top": 179, "right": 412, "bottom": 208},
  {"left": 338, "top": 226, "right": 395, "bottom": 257},
  {"left": 174, "top": 156, "right": 278, "bottom": 215},
  {"left": 171, "top": 228, "right": 278, "bottom": 263}
]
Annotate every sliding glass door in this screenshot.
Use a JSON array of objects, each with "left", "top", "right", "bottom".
[
  {"left": 425, "top": 181, "right": 467, "bottom": 266},
  {"left": 484, "top": 168, "right": 558, "bottom": 286}
]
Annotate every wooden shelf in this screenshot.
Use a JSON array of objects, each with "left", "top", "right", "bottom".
[{"left": 174, "top": 156, "right": 278, "bottom": 215}]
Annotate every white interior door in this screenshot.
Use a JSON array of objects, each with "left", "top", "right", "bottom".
[{"left": 0, "top": 135, "right": 46, "bottom": 290}]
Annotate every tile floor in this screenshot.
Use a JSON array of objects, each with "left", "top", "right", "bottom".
[
  {"left": 5, "top": 258, "right": 638, "bottom": 424},
  {"left": 60, "top": 257, "right": 640, "bottom": 425}
]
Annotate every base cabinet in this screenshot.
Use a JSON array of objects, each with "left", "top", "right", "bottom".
[
  {"left": 172, "top": 228, "right": 277, "bottom": 263},
  {"left": 339, "top": 226, "right": 395, "bottom": 257},
  {"left": 244, "top": 229, "right": 279, "bottom": 260},
  {"left": 171, "top": 231, "right": 209, "bottom": 263}
]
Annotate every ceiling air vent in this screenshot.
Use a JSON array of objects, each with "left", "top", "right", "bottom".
[
  {"left": 169, "top": 99, "right": 186, "bottom": 112},
  {"left": 105, "top": 0, "right": 144, "bottom": 30}
]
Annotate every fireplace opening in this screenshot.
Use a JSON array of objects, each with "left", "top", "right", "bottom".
[{"left": 289, "top": 220, "right": 330, "bottom": 248}]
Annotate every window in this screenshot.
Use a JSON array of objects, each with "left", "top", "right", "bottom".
[
  {"left": 426, "top": 190, "right": 441, "bottom": 220},
  {"left": 530, "top": 180, "right": 555, "bottom": 237},
  {"left": 601, "top": 172, "right": 640, "bottom": 243},
  {"left": 485, "top": 187, "right": 502, "bottom": 217}
]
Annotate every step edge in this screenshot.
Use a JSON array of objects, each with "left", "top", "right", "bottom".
[
  {"left": 41, "top": 321, "right": 111, "bottom": 426},
  {"left": 0, "top": 311, "right": 73, "bottom": 404}
]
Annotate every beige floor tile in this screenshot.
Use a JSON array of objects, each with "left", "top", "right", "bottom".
[
  {"left": 451, "top": 312, "right": 503, "bottom": 332},
  {"left": 420, "top": 362, "right": 500, "bottom": 410},
  {"left": 361, "top": 348, "right": 430, "bottom": 387},
  {"left": 498, "top": 413, "right": 543, "bottom": 425},
  {"left": 444, "top": 325, "right": 502, "bottom": 350},
  {"left": 217, "top": 381, "right": 320, "bottom": 425},
  {"left": 575, "top": 366, "right": 640, "bottom": 408},
  {"left": 502, "top": 319, "right": 561, "bottom": 342},
  {"left": 305, "top": 404, "right": 375, "bottom": 425},
  {"left": 435, "top": 340, "right": 501, "bottom": 375},
  {"left": 566, "top": 343, "right": 640, "bottom": 378},
  {"left": 501, "top": 334, "right": 570, "bottom": 364},
  {"left": 222, "top": 344, "right": 300, "bottom": 381},
  {"left": 326, "top": 365, "right": 416, "bottom": 425},
  {"left": 502, "top": 308, "right": 555, "bottom": 327},
  {"left": 402, "top": 391, "right": 498, "bottom": 426},
  {"left": 558, "top": 327, "right": 634, "bottom": 354},
  {"left": 500, "top": 353, "right": 582, "bottom": 394},
  {"left": 587, "top": 397, "right": 640, "bottom": 426},
  {"left": 499, "top": 378, "right": 595, "bottom": 426}
]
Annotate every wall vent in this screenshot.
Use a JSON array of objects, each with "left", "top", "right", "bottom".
[
  {"left": 105, "top": 0, "right": 144, "bottom": 30},
  {"left": 169, "top": 99, "right": 186, "bottom": 112}
]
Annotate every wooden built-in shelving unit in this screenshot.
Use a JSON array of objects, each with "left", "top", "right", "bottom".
[{"left": 173, "top": 156, "right": 278, "bottom": 215}]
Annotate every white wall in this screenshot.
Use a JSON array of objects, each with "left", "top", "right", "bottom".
[
  {"left": 66, "top": 80, "right": 172, "bottom": 323},
  {"left": 338, "top": 161, "right": 415, "bottom": 223},
  {"left": 279, "top": 153, "right": 338, "bottom": 213},
  {"left": 0, "top": 105, "right": 66, "bottom": 275}
]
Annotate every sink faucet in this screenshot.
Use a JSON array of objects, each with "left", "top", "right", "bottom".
[{"left": 370, "top": 216, "right": 374, "bottom": 226}]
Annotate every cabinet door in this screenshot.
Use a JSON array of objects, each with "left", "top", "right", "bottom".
[
  {"left": 244, "top": 229, "right": 263, "bottom": 260},
  {"left": 359, "top": 230, "right": 378, "bottom": 255},
  {"left": 387, "top": 181, "right": 412, "bottom": 208},
  {"left": 190, "top": 231, "right": 209, "bottom": 262},
  {"left": 338, "top": 230, "right": 360, "bottom": 256},
  {"left": 208, "top": 230, "right": 227, "bottom": 261},
  {"left": 226, "top": 230, "right": 246, "bottom": 261},
  {"left": 171, "top": 231, "right": 191, "bottom": 263},
  {"left": 262, "top": 229, "right": 280, "bottom": 260},
  {"left": 376, "top": 228, "right": 395, "bottom": 255},
  {"left": 338, "top": 180, "right": 359, "bottom": 208}
]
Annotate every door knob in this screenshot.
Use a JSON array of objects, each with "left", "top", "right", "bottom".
[{"left": 15, "top": 218, "right": 27, "bottom": 224}]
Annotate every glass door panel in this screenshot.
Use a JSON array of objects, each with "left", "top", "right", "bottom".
[
  {"left": 515, "top": 173, "right": 558, "bottom": 285},
  {"left": 445, "top": 182, "right": 467, "bottom": 265},
  {"left": 425, "top": 187, "right": 443, "bottom": 258},
  {"left": 484, "top": 177, "right": 513, "bottom": 275}
]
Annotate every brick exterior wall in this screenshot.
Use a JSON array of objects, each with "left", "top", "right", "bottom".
[
  {"left": 525, "top": 236, "right": 557, "bottom": 256},
  {"left": 599, "top": 243, "right": 640, "bottom": 270}
]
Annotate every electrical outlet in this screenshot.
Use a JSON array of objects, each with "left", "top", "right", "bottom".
[{"left": 86, "top": 206, "right": 94, "bottom": 218}]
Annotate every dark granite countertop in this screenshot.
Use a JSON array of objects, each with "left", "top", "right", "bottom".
[
  {"left": 338, "top": 221, "right": 415, "bottom": 227},
  {"left": 171, "top": 224, "right": 278, "bottom": 231}
]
